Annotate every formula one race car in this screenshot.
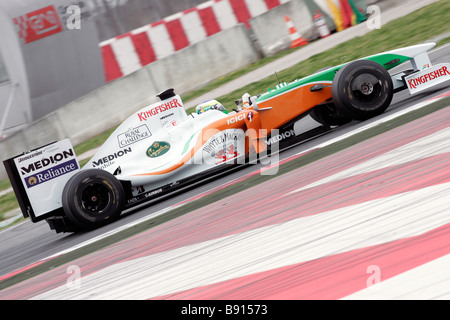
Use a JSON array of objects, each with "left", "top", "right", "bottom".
[{"left": 4, "top": 42, "right": 450, "bottom": 233}]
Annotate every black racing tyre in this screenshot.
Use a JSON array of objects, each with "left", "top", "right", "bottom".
[
  {"left": 62, "top": 169, "right": 125, "bottom": 230},
  {"left": 331, "top": 60, "right": 393, "bottom": 120}
]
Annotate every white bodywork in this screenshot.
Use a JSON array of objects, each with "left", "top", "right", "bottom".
[{"left": 83, "top": 95, "right": 247, "bottom": 195}]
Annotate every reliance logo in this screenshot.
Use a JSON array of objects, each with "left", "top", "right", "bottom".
[{"left": 24, "top": 159, "right": 79, "bottom": 188}]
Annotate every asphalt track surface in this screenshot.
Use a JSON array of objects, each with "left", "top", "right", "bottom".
[{"left": 0, "top": 44, "right": 449, "bottom": 299}]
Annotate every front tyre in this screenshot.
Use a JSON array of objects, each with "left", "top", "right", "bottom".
[
  {"left": 62, "top": 169, "right": 125, "bottom": 230},
  {"left": 332, "top": 60, "right": 393, "bottom": 120}
]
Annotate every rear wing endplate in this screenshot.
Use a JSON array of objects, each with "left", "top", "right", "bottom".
[{"left": 3, "top": 139, "right": 81, "bottom": 222}]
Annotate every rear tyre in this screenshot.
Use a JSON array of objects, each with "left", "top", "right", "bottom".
[
  {"left": 62, "top": 169, "right": 125, "bottom": 230},
  {"left": 332, "top": 60, "right": 393, "bottom": 120}
]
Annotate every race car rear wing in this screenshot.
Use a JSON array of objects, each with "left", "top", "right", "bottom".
[{"left": 3, "top": 139, "right": 81, "bottom": 222}]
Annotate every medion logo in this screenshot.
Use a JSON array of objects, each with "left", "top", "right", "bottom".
[
  {"left": 265, "top": 129, "right": 296, "bottom": 145},
  {"left": 20, "top": 149, "right": 75, "bottom": 175},
  {"left": 92, "top": 147, "right": 132, "bottom": 167}
]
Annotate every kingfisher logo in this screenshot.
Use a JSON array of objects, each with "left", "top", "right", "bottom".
[
  {"left": 407, "top": 65, "right": 450, "bottom": 89},
  {"left": 24, "top": 159, "right": 79, "bottom": 188},
  {"left": 138, "top": 99, "right": 183, "bottom": 121}
]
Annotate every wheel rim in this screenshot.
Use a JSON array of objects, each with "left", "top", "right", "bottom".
[
  {"left": 81, "top": 183, "right": 112, "bottom": 214},
  {"left": 350, "top": 73, "right": 382, "bottom": 107}
]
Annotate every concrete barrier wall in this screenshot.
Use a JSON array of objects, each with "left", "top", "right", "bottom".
[
  {"left": 0, "top": 113, "right": 68, "bottom": 174},
  {"left": 147, "top": 25, "right": 260, "bottom": 95},
  {"left": 0, "top": 24, "right": 259, "bottom": 180}
]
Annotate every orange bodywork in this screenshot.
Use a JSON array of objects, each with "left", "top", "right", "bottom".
[{"left": 255, "top": 83, "right": 332, "bottom": 130}]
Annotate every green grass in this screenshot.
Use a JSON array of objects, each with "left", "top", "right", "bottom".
[
  {"left": 73, "top": 126, "right": 117, "bottom": 156},
  {"left": 437, "top": 36, "right": 450, "bottom": 48},
  {"left": 0, "top": 192, "right": 19, "bottom": 219},
  {"left": 0, "top": 179, "right": 11, "bottom": 192},
  {"left": 0, "top": 0, "right": 449, "bottom": 224}
]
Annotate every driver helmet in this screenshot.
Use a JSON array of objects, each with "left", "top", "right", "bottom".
[{"left": 196, "top": 100, "right": 228, "bottom": 114}]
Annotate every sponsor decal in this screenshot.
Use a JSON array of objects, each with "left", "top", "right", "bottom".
[
  {"left": 144, "top": 188, "right": 163, "bottom": 198},
  {"left": 202, "top": 132, "right": 242, "bottom": 154},
  {"left": 25, "top": 159, "right": 79, "bottom": 188},
  {"left": 170, "top": 181, "right": 180, "bottom": 187},
  {"left": 117, "top": 125, "right": 151, "bottom": 148},
  {"left": 92, "top": 147, "right": 132, "bottom": 169},
  {"left": 265, "top": 129, "right": 296, "bottom": 145},
  {"left": 13, "top": 5, "right": 63, "bottom": 44},
  {"left": 214, "top": 145, "right": 239, "bottom": 164},
  {"left": 138, "top": 99, "right": 183, "bottom": 121},
  {"left": 17, "top": 150, "right": 43, "bottom": 163},
  {"left": 135, "top": 186, "right": 145, "bottom": 194},
  {"left": 127, "top": 197, "right": 138, "bottom": 204},
  {"left": 407, "top": 65, "right": 450, "bottom": 90},
  {"left": 160, "top": 113, "right": 174, "bottom": 120},
  {"left": 20, "top": 149, "right": 75, "bottom": 175},
  {"left": 127, "top": 186, "right": 165, "bottom": 204},
  {"left": 247, "top": 111, "right": 254, "bottom": 122},
  {"left": 227, "top": 113, "right": 247, "bottom": 125},
  {"left": 160, "top": 113, "right": 179, "bottom": 128},
  {"left": 146, "top": 141, "right": 171, "bottom": 158},
  {"left": 202, "top": 131, "right": 244, "bottom": 165}
]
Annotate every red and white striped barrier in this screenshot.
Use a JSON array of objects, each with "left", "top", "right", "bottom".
[
  {"left": 100, "top": 0, "right": 291, "bottom": 82},
  {"left": 99, "top": 0, "right": 367, "bottom": 82}
]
